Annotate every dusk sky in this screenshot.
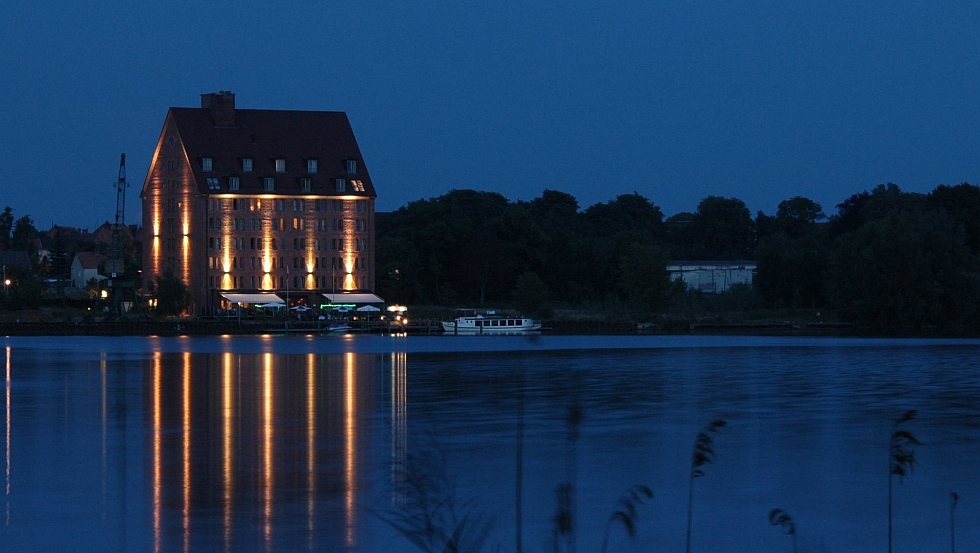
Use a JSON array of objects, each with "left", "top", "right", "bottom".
[{"left": 3, "top": 0, "right": 979, "bottom": 231}]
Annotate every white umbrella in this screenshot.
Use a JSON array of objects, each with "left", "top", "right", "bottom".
[
  {"left": 258, "top": 302, "right": 285, "bottom": 308},
  {"left": 290, "top": 305, "right": 311, "bottom": 311},
  {"left": 356, "top": 305, "right": 381, "bottom": 312}
]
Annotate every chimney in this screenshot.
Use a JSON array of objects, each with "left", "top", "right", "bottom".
[{"left": 201, "top": 91, "right": 236, "bottom": 126}]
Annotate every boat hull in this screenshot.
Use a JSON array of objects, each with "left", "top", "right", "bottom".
[{"left": 442, "top": 316, "right": 541, "bottom": 333}]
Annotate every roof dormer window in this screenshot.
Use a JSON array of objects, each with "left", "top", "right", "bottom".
[
  {"left": 242, "top": 158, "right": 253, "bottom": 172},
  {"left": 307, "top": 159, "right": 318, "bottom": 173},
  {"left": 346, "top": 160, "right": 357, "bottom": 174},
  {"left": 335, "top": 178, "right": 346, "bottom": 192},
  {"left": 228, "top": 176, "right": 240, "bottom": 191},
  {"left": 352, "top": 180, "right": 365, "bottom": 192},
  {"left": 263, "top": 177, "right": 275, "bottom": 192},
  {"left": 202, "top": 157, "right": 213, "bottom": 172},
  {"left": 300, "top": 178, "right": 311, "bottom": 192},
  {"left": 275, "top": 158, "right": 286, "bottom": 173}
]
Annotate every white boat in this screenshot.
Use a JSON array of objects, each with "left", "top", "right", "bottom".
[
  {"left": 442, "top": 310, "right": 541, "bottom": 333},
  {"left": 323, "top": 322, "right": 355, "bottom": 333}
]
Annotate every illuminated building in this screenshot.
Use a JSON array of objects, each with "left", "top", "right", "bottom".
[{"left": 140, "top": 92, "right": 377, "bottom": 314}]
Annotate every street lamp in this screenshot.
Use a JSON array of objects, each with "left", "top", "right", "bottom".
[{"left": 3, "top": 265, "right": 9, "bottom": 298}]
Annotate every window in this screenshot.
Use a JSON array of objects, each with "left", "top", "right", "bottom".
[
  {"left": 228, "top": 176, "right": 240, "bottom": 191},
  {"left": 275, "top": 158, "right": 286, "bottom": 173},
  {"left": 242, "top": 158, "right": 253, "bottom": 172},
  {"left": 346, "top": 160, "right": 357, "bottom": 174},
  {"left": 335, "top": 179, "right": 346, "bottom": 192},
  {"left": 300, "top": 178, "right": 311, "bottom": 192},
  {"left": 206, "top": 177, "right": 220, "bottom": 190},
  {"left": 263, "top": 177, "right": 275, "bottom": 191},
  {"left": 352, "top": 180, "right": 365, "bottom": 192},
  {"left": 202, "top": 157, "right": 213, "bottom": 171},
  {"left": 307, "top": 159, "right": 318, "bottom": 173}
]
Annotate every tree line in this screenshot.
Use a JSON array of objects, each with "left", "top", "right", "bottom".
[{"left": 376, "top": 183, "right": 980, "bottom": 329}]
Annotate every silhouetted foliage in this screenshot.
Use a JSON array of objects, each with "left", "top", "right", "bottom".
[
  {"left": 768, "top": 509, "right": 797, "bottom": 553},
  {"left": 155, "top": 269, "right": 189, "bottom": 316},
  {"left": 687, "top": 419, "right": 726, "bottom": 553},
  {"left": 375, "top": 436, "right": 494, "bottom": 553},
  {"left": 888, "top": 410, "right": 921, "bottom": 553},
  {"left": 600, "top": 485, "right": 654, "bottom": 553}
]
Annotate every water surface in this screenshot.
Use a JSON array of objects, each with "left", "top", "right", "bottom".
[{"left": 0, "top": 334, "right": 977, "bottom": 552}]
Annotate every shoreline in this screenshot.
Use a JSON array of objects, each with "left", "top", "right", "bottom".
[{"left": 2, "top": 319, "right": 977, "bottom": 339}]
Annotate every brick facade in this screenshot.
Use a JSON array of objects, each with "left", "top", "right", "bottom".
[{"left": 140, "top": 92, "right": 377, "bottom": 315}]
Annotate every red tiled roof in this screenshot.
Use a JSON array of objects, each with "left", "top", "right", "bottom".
[
  {"left": 169, "top": 107, "right": 377, "bottom": 199},
  {"left": 75, "top": 251, "right": 105, "bottom": 270}
]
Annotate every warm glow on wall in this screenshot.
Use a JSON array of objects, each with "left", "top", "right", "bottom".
[
  {"left": 181, "top": 235, "right": 190, "bottom": 284},
  {"left": 261, "top": 274, "right": 274, "bottom": 290},
  {"left": 221, "top": 273, "right": 233, "bottom": 290}
]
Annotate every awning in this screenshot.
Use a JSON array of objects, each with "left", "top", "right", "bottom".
[
  {"left": 322, "top": 293, "right": 385, "bottom": 304},
  {"left": 221, "top": 293, "right": 285, "bottom": 304}
]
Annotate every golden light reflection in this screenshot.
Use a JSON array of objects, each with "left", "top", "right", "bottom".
[
  {"left": 262, "top": 353, "right": 274, "bottom": 549},
  {"left": 306, "top": 354, "right": 317, "bottom": 548},
  {"left": 100, "top": 352, "right": 108, "bottom": 516},
  {"left": 182, "top": 352, "right": 191, "bottom": 553},
  {"left": 344, "top": 352, "right": 356, "bottom": 546},
  {"left": 5, "top": 346, "right": 11, "bottom": 526},
  {"left": 222, "top": 353, "right": 234, "bottom": 553},
  {"left": 391, "top": 352, "right": 407, "bottom": 503},
  {"left": 152, "top": 352, "right": 162, "bottom": 553}
]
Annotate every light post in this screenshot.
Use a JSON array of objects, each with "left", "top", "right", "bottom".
[{"left": 3, "top": 265, "right": 9, "bottom": 299}]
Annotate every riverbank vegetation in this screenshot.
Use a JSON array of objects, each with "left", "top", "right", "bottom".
[{"left": 376, "top": 183, "right": 980, "bottom": 330}]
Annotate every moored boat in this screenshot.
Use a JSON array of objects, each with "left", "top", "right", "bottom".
[{"left": 442, "top": 309, "right": 541, "bottom": 333}]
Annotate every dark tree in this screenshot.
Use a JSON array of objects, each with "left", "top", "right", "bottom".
[
  {"left": 0, "top": 206, "right": 13, "bottom": 250},
  {"left": 828, "top": 208, "right": 980, "bottom": 327},
  {"left": 688, "top": 196, "right": 755, "bottom": 259},
  {"left": 513, "top": 271, "right": 549, "bottom": 315},
  {"left": 155, "top": 270, "right": 189, "bottom": 316},
  {"left": 775, "top": 196, "right": 825, "bottom": 238},
  {"left": 928, "top": 183, "right": 980, "bottom": 254},
  {"left": 755, "top": 231, "right": 830, "bottom": 308}
]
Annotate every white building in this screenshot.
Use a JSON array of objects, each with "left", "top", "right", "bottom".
[
  {"left": 667, "top": 261, "right": 756, "bottom": 294},
  {"left": 71, "top": 252, "right": 106, "bottom": 289}
]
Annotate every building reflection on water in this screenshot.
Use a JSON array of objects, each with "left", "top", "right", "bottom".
[{"left": 145, "top": 350, "right": 408, "bottom": 553}]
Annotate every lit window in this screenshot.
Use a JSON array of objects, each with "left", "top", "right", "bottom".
[
  {"left": 351, "top": 180, "right": 365, "bottom": 192},
  {"left": 300, "top": 178, "right": 311, "bottom": 192},
  {"left": 346, "top": 160, "right": 357, "bottom": 174},
  {"left": 202, "top": 157, "right": 213, "bottom": 171},
  {"left": 275, "top": 158, "right": 286, "bottom": 173},
  {"left": 307, "top": 159, "right": 318, "bottom": 173},
  {"left": 263, "top": 177, "right": 275, "bottom": 191},
  {"left": 335, "top": 179, "right": 346, "bottom": 192},
  {"left": 242, "top": 158, "right": 253, "bottom": 172},
  {"left": 228, "top": 176, "right": 239, "bottom": 191}
]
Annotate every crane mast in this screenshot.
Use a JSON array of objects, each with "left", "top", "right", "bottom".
[
  {"left": 109, "top": 153, "right": 128, "bottom": 276},
  {"left": 95, "top": 153, "right": 141, "bottom": 320}
]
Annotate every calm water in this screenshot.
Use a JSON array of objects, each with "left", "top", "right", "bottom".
[{"left": 0, "top": 334, "right": 977, "bottom": 553}]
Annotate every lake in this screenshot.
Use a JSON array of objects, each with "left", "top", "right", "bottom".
[{"left": 0, "top": 334, "right": 977, "bottom": 553}]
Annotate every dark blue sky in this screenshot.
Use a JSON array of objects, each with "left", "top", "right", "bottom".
[{"left": 2, "top": 0, "right": 979, "bottom": 230}]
